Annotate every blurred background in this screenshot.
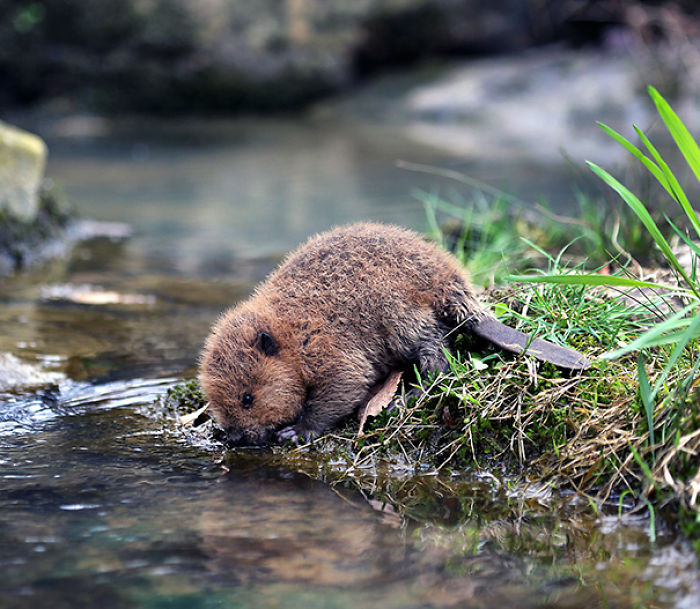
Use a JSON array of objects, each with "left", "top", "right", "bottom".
[{"left": 1, "top": 0, "right": 699, "bottom": 271}]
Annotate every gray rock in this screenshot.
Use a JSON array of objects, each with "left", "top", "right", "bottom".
[
  {"left": 0, "top": 122, "right": 47, "bottom": 221},
  {"left": 402, "top": 49, "right": 652, "bottom": 165}
]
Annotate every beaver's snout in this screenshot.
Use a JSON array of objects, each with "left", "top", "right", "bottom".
[
  {"left": 225, "top": 429, "right": 244, "bottom": 446},
  {"left": 225, "top": 427, "right": 273, "bottom": 447}
]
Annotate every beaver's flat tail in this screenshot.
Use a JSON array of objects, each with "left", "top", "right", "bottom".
[{"left": 473, "top": 317, "right": 591, "bottom": 371}]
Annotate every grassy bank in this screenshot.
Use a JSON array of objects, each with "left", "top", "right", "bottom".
[
  {"left": 166, "top": 270, "right": 698, "bottom": 543},
  {"left": 166, "top": 88, "right": 699, "bottom": 544}
]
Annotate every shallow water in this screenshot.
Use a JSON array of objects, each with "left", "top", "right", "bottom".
[
  {"left": 35, "top": 115, "right": 587, "bottom": 271},
  {"left": 2, "top": 372, "right": 699, "bottom": 609},
  {"left": 1, "top": 117, "right": 699, "bottom": 608}
]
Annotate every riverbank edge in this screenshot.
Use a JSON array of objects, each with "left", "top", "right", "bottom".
[{"left": 163, "top": 279, "right": 699, "bottom": 550}]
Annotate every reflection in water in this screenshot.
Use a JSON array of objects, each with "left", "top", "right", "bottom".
[
  {"left": 0, "top": 397, "right": 609, "bottom": 609},
  {"left": 0, "top": 239, "right": 265, "bottom": 383},
  {"left": 0, "top": 378, "right": 698, "bottom": 609}
]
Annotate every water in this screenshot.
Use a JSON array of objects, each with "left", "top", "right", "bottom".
[
  {"left": 1, "top": 376, "right": 698, "bottom": 608},
  {"left": 37, "top": 115, "right": 584, "bottom": 273},
  {"left": 1, "top": 116, "right": 699, "bottom": 608}
]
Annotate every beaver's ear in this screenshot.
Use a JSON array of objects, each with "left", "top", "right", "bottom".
[{"left": 257, "top": 331, "right": 279, "bottom": 357}]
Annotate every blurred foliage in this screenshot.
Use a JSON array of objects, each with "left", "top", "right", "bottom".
[{"left": 1, "top": 0, "right": 695, "bottom": 113}]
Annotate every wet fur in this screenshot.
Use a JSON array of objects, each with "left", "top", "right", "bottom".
[{"left": 199, "top": 223, "right": 586, "bottom": 445}]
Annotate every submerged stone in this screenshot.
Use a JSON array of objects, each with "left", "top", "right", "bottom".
[
  {"left": 0, "top": 352, "right": 64, "bottom": 392},
  {"left": 0, "top": 122, "right": 47, "bottom": 222},
  {"left": 0, "top": 127, "right": 131, "bottom": 276}
]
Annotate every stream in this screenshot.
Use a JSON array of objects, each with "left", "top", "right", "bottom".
[{"left": 1, "top": 115, "right": 699, "bottom": 608}]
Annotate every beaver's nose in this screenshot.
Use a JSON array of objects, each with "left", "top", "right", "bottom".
[{"left": 225, "top": 429, "right": 244, "bottom": 446}]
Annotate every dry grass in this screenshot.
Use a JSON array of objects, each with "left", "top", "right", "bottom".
[{"left": 333, "top": 284, "right": 699, "bottom": 524}]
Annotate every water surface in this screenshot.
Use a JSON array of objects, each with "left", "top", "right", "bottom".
[
  {"left": 1, "top": 117, "right": 698, "bottom": 608},
  {"left": 37, "top": 115, "right": 586, "bottom": 273}
]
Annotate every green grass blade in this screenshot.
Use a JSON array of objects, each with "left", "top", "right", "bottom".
[
  {"left": 627, "top": 333, "right": 700, "bottom": 349},
  {"left": 633, "top": 126, "right": 700, "bottom": 239},
  {"left": 422, "top": 195, "right": 443, "bottom": 246},
  {"left": 666, "top": 215, "right": 700, "bottom": 257},
  {"left": 649, "top": 86, "right": 700, "bottom": 183},
  {"left": 651, "top": 310, "right": 700, "bottom": 398},
  {"left": 603, "top": 304, "right": 697, "bottom": 359},
  {"left": 598, "top": 122, "right": 672, "bottom": 194},
  {"left": 509, "top": 272, "right": 688, "bottom": 291},
  {"left": 425, "top": 194, "right": 478, "bottom": 221},
  {"left": 630, "top": 444, "right": 656, "bottom": 486},
  {"left": 587, "top": 162, "right": 697, "bottom": 294},
  {"left": 637, "top": 354, "right": 655, "bottom": 448},
  {"left": 519, "top": 237, "right": 554, "bottom": 261}
]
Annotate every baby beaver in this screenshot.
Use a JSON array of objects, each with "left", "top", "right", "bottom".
[{"left": 200, "top": 222, "right": 590, "bottom": 445}]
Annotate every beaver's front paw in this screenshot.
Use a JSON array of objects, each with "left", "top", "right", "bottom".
[{"left": 276, "top": 425, "right": 315, "bottom": 445}]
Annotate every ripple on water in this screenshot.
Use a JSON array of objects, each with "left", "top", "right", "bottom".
[
  {"left": 0, "top": 377, "right": 177, "bottom": 437},
  {"left": 0, "top": 395, "right": 57, "bottom": 436}
]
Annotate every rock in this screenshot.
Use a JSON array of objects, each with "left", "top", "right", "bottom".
[
  {"left": 0, "top": 186, "right": 72, "bottom": 277},
  {"left": 318, "top": 46, "right": 700, "bottom": 167},
  {"left": 0, "top": 122, "right": 47, "bottom": 222},
  {"left": 402, "top": 49, "right": 651, "bottom": 165},
  {"left": 0, "top": 352, "right": 64, "bottom": 392}
]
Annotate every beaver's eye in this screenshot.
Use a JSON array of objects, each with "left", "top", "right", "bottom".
[{"left": 241, "top": 392, "right": 254, "bottom": 409}]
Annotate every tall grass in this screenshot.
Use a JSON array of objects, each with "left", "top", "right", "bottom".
[
  {"left": 512, "top": 87, "right": 700, "bottom": 517},
  {"left": 515, "top": 88, "right": 699, "bottom": 380}
]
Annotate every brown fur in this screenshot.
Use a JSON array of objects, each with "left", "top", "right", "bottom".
[{"left": 199, "top": 222, "right": 586, "bottom": 445}]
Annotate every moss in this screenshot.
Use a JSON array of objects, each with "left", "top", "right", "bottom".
[
  {"left": 165, "top": 378, "right": 207, "bottom": 413},
  {"left": 0, "top": 186, "right": 72, "bottom": 274}
]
